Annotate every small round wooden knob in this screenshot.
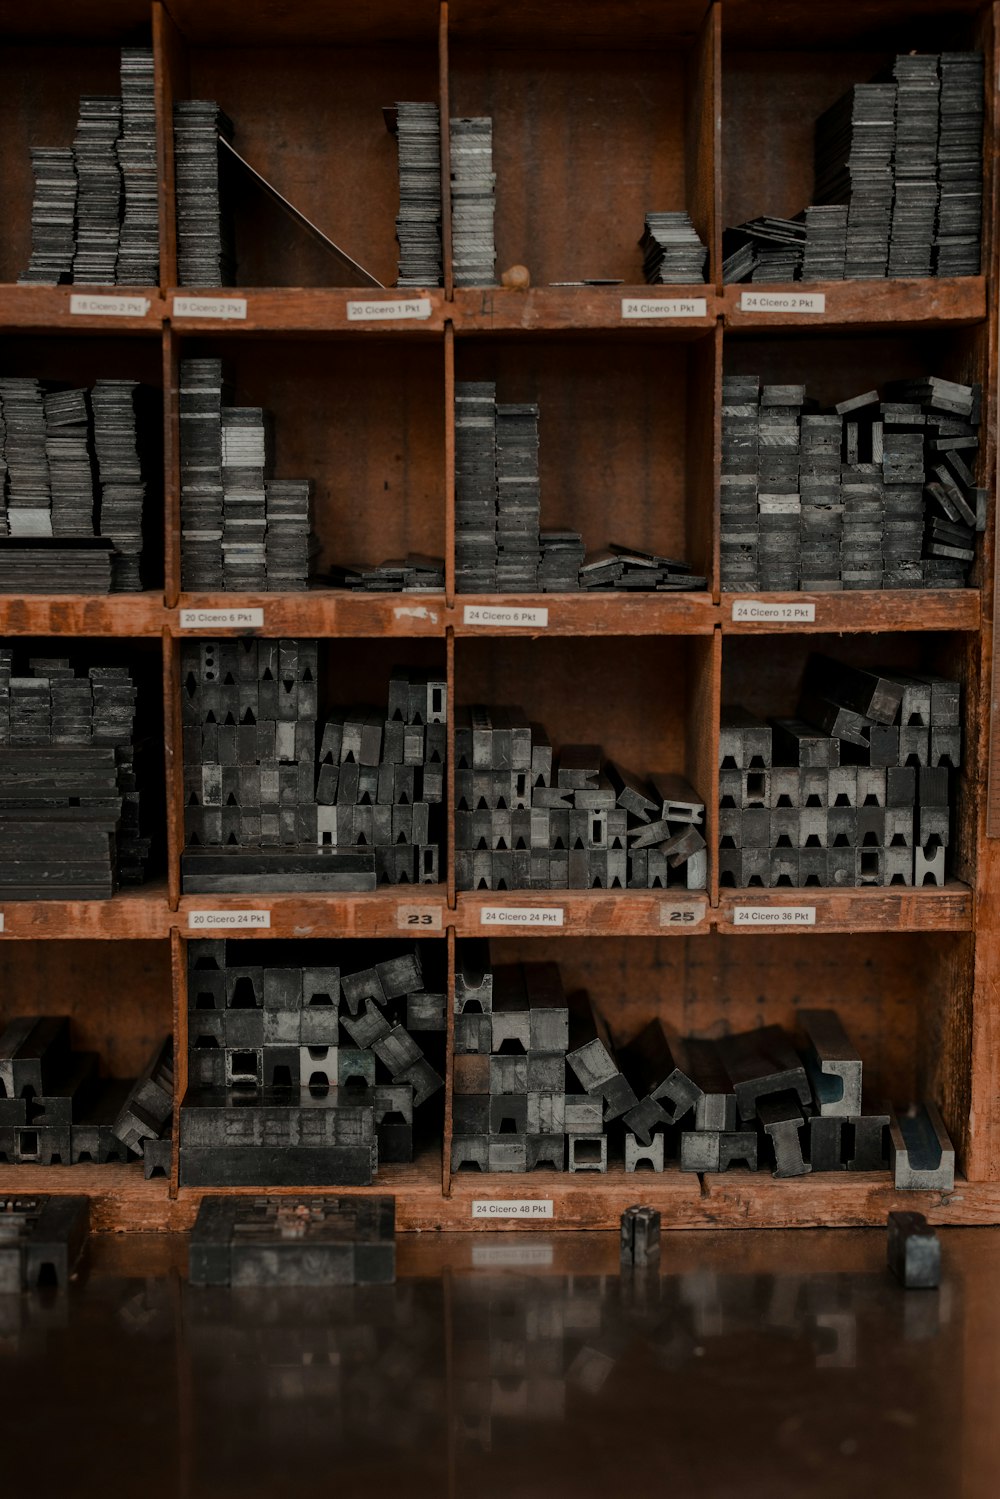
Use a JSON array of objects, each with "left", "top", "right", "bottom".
[{"left": 501, "top": 264, "right": 531, "bottom": 290}]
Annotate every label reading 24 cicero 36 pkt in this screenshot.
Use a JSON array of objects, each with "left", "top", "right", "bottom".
[{"left": 733, "top": 906, "right": 816, "bottom": 927}]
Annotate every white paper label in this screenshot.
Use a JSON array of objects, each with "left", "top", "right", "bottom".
[
  {"left": 621, "top": 297, "right": 708, "bottom": 319},
  {"left": 463, "top": 605, "right": 549, "bottom": 628},
  {"left": 188, "top": 909, "right": 271, "bottom": 930},
  {"left": 346, "top": 298, "right": 432, "bottom": 321},
  {"left": 733, "top": 905, "right": 816, "bottom": 927},
  {"left": 660, "top": 900, "right": 708, "bottom": 928},
  {"left": 471, "top": 1200, "right": 554, "bottom": 1220},
  {"left": 171, "top": 296, "right": 247, "bottom": 320},
  {"left": 396, "top": 905, "right": 443, "bottom": 931},
  {"left": 739, "top": 291, "right": 826, "bottom": 314},
  {"left": 732, "top": 600, "right": 816, "bottom": 623},
  {"left": 0, "top": 913, "right": 5, "bottom": 932},
  {"left": 69, "top": 293, "right": 151, "bottom": 317},
  {"left": 480, "top": 907, "right": 564, "bottom": 928},
  {"left": 472, "top": 1243, "right": 555, "bottom": 1267},
  {"left": 179, "top": 608, "right": 264, "bottom": 629}
]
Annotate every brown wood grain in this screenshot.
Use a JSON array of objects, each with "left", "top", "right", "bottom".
[
  {"left": 166, "top": 289, "right": 447, "bottom": 332},
  {"left": 0, "top": 285, "right": 164, "bottom": 330},
  {"left": 174, "top": 890, "right": 450, "bottom": 939},
  {"left": 721, "top": 590, "right": 981, "bottom": 634},
  {"left": 722, "top": 278, "right": 987, "bottom": 330},
  {"left": 451, "top": 286, "right": 717, "bottom": 332},
  {"left": 173, "top": 592, "right": 447, "bottom": 636},
  {"left": 716, "top": 884, "right": 974, "bottom": 933},
  {"left": 153, "top": 0, "right": 187, "bottom": 289},
  {"left": 0, "top": 883, "right": 172, "bottom": 939},
  {"left": 452, "top": 593, "right": 716, "bottom": 635},
  {"left": 0, "top": 594, "right": 166, "bottom": 634}
]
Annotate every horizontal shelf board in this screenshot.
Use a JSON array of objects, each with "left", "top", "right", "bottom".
[
  {"left": 0, "top": 592, "right": 167, "bottom": 636},
  {"left": 0, "top": 881, "right": 172, "bottom": 940},
  {"left": 452, "top": 285, "right": 718, "bottom": 333},
  {"left": 453, "top": 890, "right": 711, "bottom": 936},
  {"left": 166, "top": 287, "right": 448, "bottom": 335},
  {"left": 6, "top": 1162, "right": 998, "bottom": 1234},
  {"left": 453, "top": 592, "right": 716, "bottom": 635},
  {"left": 0, "top": 284, "right": 164, "bottom": 332},
  {"left": 174, "top": 592, "right": 447, "bottom": 636},
  {"left": 722, "top": 276, "right": 986, "bottom": 330},
  {"left": 0, "top": 1163, "right": 170, "bottom": 1232},
  {"left": 716, "top": 882, "right": 973, "bottom": 933},
  {"left": 176, "top": 888, "right": 450, "bottom": 938},
  {"left": 721, "top": 589, "right": 981, "bottom": 634}
]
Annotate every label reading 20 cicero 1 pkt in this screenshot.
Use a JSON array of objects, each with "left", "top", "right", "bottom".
[{"left": 471, "top": 1200, "right": 554, "bottom": 1220}]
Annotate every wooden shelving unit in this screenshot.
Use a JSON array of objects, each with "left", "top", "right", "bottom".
[{"left": 1, "top": 0, "right": 997, "bottom": 1232}]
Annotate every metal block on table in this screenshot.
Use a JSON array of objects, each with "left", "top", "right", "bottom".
[{"left": 887, "top": 1211, "right": 941, "bottom": 1289}]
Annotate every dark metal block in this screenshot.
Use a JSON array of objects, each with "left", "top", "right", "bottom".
[{"left": 887, "top": 1211, "right": 940, "bottom": 1289}]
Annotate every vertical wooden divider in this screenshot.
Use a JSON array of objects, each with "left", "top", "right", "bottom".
[
  {"left": 688, "top": 0, "right": 722, "bottom": 286},
  {"left": 439, "top": 1, "right": 453, "bottom": 299},
  {"left": 965, "top": 0, "right": 1000, "bottom": 1183},
  {"left": 169, "top": 926, "right": 187, "bottom": 1199},
  {"left": 163, "top": 626, "right": 184, "bottom": 911},
  {"left": 710, "top": 319, "right": 723, "bottom": 601},
  {"left": 162, "top": 324, "right": 181, "bottom": 606},
  {"left": 152, "top": 0, "right": 189, "bottom": 292},
  {"left": 687, "top": 628, "right": 721, "bottom": 907},
  {"left": 443, "top": 924, "right": 456, "bottom": 1195},
  {"left": 446, "top": 626, "right": 456, "bottom": 911},
  {"left": 444, "top": 322, "right": 456, "bottom": 603}
]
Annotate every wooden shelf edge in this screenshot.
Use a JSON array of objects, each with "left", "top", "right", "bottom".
[
  {"left": 0, "top": 284, "right": 165, "bottom": 332},
  {"left": 715, "top": 881, "right": 973, "bottom": 932},
  {"left": 721, "top": 589, "right": 981, "bottom": 634},
  {"left": 173, "top": 592, "right": 447, "bottom": 636},
  {"left": 0, "top": 592, "right": 167, "bottom": 636},
  {"left": 175, "top": 887, "right": 450, "bottom": 938},
  {"left": 453, "top": 592, "right": 716, "bottom": 635},
  {"left": 451, "top": 284, "right": 718, "bottom": 333},
  {"left": 10, "top": 1164, "right": 998, "bottom": 1234},
  {"left": 0, "top": 881, "right": 172, "bottom": 940},
  {"left": 721, "top": 276, "right": 987, "bottom": 329},
  {"left": 165, "top": 286, "right": 449, "bottom": 334},
  {"left": 453, "top": 889, "right": 711, "bottom": 936}
]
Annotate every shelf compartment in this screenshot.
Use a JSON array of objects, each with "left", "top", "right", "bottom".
[
  {"left": 721, "top": 590, "right": 981, "bottom": 635},
  {"left": 722, "top": 277, "right": 987, "bottom": 331},
  {"left": 453, "top": 592, "right": 717, "bottom": 636},
  {"left": 171, "top": 20, "right": 440, "bottom": 290},
  {"left": 169, "top": 333, "right": 446, "bottom": 593},
  {"left": 447, "top": 3, "right": 718, "bottom": 286},
  {"left": 454, "top": 331, "right": 717, "bottom": 587}
]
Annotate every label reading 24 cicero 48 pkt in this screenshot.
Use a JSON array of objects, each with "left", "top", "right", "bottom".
[{"left": 471, "top": 1200, "right": 554, "bottom": 1220}]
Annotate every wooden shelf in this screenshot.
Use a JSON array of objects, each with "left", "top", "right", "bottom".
[
  {"left": 0, "top": 1163, "right": 171, "bottom": 1231},
  {"left": 166, "top": 287, "right": 448, "bottom": 335},
  {"left": 715, "top": 882, "right": 974, "bottom": 934},
  {"left": 174, "top": 592, "right": 447, "bottom": 637},
  {"left": 0, "top": 881, "right": 172, "bottom": 940},
  {"left": 176, "top": 887, "right": 449, "bottom": 939},
  {"left": 0, "top": 284, "right": 165, "bottom": 333},
  {"left": 454, "top": 890, "right": 711, "bottom": 937},
  {"left": 0, "top": 592, "right": 167, "bottom": 636},
  {"left": 721, "top": 277, "right": 987, "bottom": 330},
  {"left": 720, "top": 589, "right": 981, "bottom": 634},
  {"left": 453, "top": 592, "right": 716, "bottom": 635},
  {"left": 451, "top": 285, "right": 717, "bottom": 334}
]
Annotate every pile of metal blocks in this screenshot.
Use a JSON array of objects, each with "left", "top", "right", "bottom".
[
  {"left": 455, "top": 709, "right": 706, "bottom": 891},
  {"left": 181, "top": 941, "right": 444, "bottom": 1186},
  {"left": 719, "top": 656, "right": 960, "bottom": 889},
  {"left": 0, "top": 1019, "right": 171, "bottom": 1176}
]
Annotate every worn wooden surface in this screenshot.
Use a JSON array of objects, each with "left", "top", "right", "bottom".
[{"left": 0, "top": 0, "right": 996, "bottom": 1230}]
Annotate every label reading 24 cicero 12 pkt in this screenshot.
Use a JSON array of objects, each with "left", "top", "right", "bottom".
[{"left": 732, "top": 600, "right": 816, "bottom": 623}]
